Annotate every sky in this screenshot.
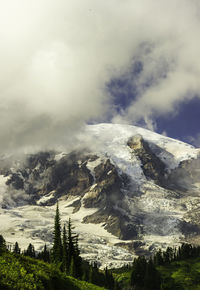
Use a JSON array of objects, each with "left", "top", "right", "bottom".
[{"left": 0, "top": 0, "right": 200, "bottom": 153}]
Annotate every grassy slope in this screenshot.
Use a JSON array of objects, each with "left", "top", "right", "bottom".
[
  {"left": 158, "top": 258, "right": 200, "bottom": 290},
  {"left": 113, "top": 258, "right": 200, "bottom": 289},
  {"left": 112, "top": 267, "right": 132, "bottom": 289},
  {"left": 0, "top": 252, "right": 106, "bottom": 290}
]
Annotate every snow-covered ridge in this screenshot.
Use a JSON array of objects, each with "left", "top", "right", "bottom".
[
  {"left": 84, "top": 123, "right": 199, "bottom": 161},
  {"left": 78, "top": 123, "right": 200, "bottom": 182}
]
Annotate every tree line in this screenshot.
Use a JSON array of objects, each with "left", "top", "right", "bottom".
[{"left": 129, "top": 243, "right": 200, "bottom": 289}]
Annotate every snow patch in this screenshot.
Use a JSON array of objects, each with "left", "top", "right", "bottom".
[
  {"left": 36, "top": 191, "right": 55, "bottom": 205},
  {"left": 86, "top": 157, "right": 102, "bottom": 183},
  {"left": 55, "top": 152, "right": 66, "bottom": 161}
]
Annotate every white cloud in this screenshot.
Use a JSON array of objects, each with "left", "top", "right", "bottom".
[
  {"left": 186, "top": 134, "right": 200, "bottom": 147},
  {"left": 0, "top": 0, "right": 200, "bottom": 152},
  {"left": 111, "top": 1, "right": 200, "bottom": 129}
]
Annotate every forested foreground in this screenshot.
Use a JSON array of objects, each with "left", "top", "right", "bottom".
[
  {"left": 0, "top": 251, "right": 106, "bottom": 290},
  {"left": 1, "top": 204, "right": 200, "bottom": 289},
  {"left": 114, "top": 243, "right": 200, "bottom": 290}
]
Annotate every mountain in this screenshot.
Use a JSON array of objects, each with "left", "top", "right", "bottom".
[{"left": 0, "top": 123, "right": 200, "bottom": 269}]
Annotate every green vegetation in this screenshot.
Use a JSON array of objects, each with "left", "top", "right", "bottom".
[
  {"left": 0, "top": 251, "right": 106, "bottom": 290},
  {"left": 52, "top": 202, "right": 62, "bottom": 263},
  {"left": 158, "top": 258, "right": 200, "bottom": 290},
  {"left": 113, "top": 245, "right": 200, "bottom": 289}
]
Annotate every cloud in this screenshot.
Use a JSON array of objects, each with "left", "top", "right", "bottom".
[
  {"left": 110, "top": 0, "right": 200, "bottom": 129},
  {"left": 0, "top": 0, "right": 200, "bottom": 153},
  {"left": 185, "top": 134, "right": 200, "bottom": 147}
]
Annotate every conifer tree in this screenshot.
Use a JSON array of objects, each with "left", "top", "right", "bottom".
[
  {"left": 13, "top": 242, "right": 20, "bottom": 254},
  {"left": 40, "top": 244, "right": 50, "bottom": 262},
  {"left": 62, "top": 224, "right": 68, "bottom": 272},
  {"left": 66, "top": 218, "right": 82, "bottom": 277},
  {"left": 89, "top": 262, "right": 99, "bottom": 285},
  {"left": 82, "top": 267, "right": 90, "bottom": 282},
  {"left": 105, "top": 267, "right": 115, "bottom": 289},
  {"left": 144, "top": 258, "right": 161, "bottom": 290},
  {"left": 25, "top": 243, "right": 35, "bottom": 258},
  {"left": 153, "top": 249, "right": 164, "bottom": 266},
  {"left": 130, "top": 256, "right": 147, "bottom": 288},
  {"left": 52, "top": 202, "right": 62, "bottom": 263},
  {"left": 69, "top": 256, "right": 76, "bottom": 277},
  {"left": 67, "top": 217, "right": 74, "bottom": 264},
  {"left": 67, "top": 218, "right": 77, "bottom": 267},
  {"left": 73, "top": 235, "right": 82, "bottom": 278},
  {"left": 0, "top": 235, "right": 6, "bottom": 255}
]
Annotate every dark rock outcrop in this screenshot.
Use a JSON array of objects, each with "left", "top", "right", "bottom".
[
  {"left": 127, "top": 135, "right": 166, "bottom": 185},
  {"left": 83, "top": 159, "right": 123, "bottom": 208},
  {"left": 83, "top": 207, "right": 142, "bottom": 240},
  {"left": 5, "top": 151, "right": 94, "bottom": 204},
  {"left": 47, "top": 153, "right": 93, "bottom": 198}
]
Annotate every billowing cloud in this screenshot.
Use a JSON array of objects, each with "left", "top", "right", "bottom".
[
  {"left": 0, "top": 0, "right": 200, "bottom": 153},
  {"left": 111, "top": 0, "right": 200, "bottom": 129}
]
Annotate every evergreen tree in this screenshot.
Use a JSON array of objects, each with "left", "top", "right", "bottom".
[
  {"left": 66, "top": 218, "right": 82, "bottom": 277},
  {"left": 40, "top": 244, "right": 50, "bottom": 262},
  {"left": 105, "top": 267, "right": 115, "bottom": 290},
  {"left": 13, "top": 242, "right": 20, "bottom": 254},
  {"left": 130, "top": 256, "right": 147, "bottom": 288},
  {"left": 153, "top": 249, "right": 164, "bottom": 266},
  {"left": 62, "top": 224, "right": 68, "bottom": 272},
  {"left": 144, "top": 258, "right": 161, "bottom": 290},
  {"left": 52, "top": 202, "right": 62, "bottom": 263},
  {"left": 25, "top": 243, "right": 35, "bottom": 258},
  {"left": 82, "top": 267, "right": 89, "bottom": 282},
  {"left": 67, "top": 217, "right": 74, "bottom": 266},
  {"left": 73, "top": 235, "right": 82, "bottom": 278},
  {"left": 89, "top": 262, "right": 99, "bottom": 285},
  {"left": 163, "top": 247, "right": 174, "bottom": 264},
  {"left": 81, "top": 260, "right": 91, "bottom": 282},
  {"left": 0, "top": 235, "right": 6, "bottom": 255},
  {"left": 69, "top": 256, "right": 76, "bottom": 277}
]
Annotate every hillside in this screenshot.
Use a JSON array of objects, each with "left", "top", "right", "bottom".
[
  {"left": 0, "top": 251, "right": 106, "bottom": 290},
  {"left": 114, "top": 257, "right": 200, "bottom": 289}
]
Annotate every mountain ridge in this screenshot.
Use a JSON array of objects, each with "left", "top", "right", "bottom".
[{"left": 0, "top": 123, "right": 200, "bottom": 268}]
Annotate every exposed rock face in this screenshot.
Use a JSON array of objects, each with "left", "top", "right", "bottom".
[
  {"left": 127, "top": 135, "right": 166, "bottom": 185},
  {"left": 83, "top": 207, "right": 141, "bottom": 240},
  {"left": 83, "top": 159, "right": 122, "bottom": 208},
  {"left": 47, "top": 153, "right": 93, "bottom": 198},
  {"left": 81, "top": 158, "right": 139, "bottom": 239},
  {"left": 5, "top": 151, "right": 56, "bottom": 198},
  {"left": 4, "top": 151, "right": 96, "bottom": 204},
  {"left": 166, "top": 157, "right": 200, "bottom": 191}
]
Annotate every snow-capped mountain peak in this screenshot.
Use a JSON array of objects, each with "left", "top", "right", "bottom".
[{"left": 0, "top": 123, "right": 200, "bottom": 268}]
